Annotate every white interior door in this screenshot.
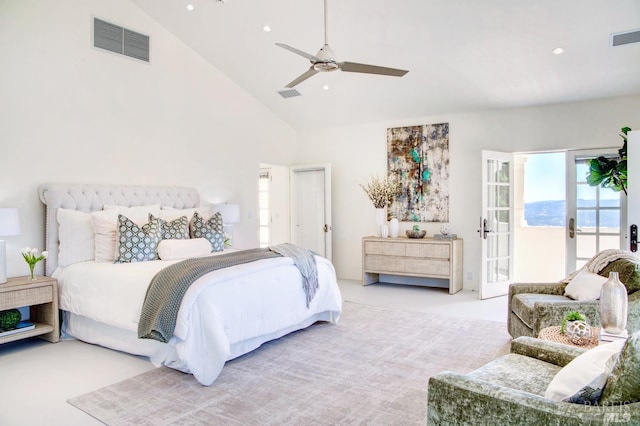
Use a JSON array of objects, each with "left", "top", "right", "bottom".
[
  {"left": 480, "top": 150, "right": 514, "bottom": 299},
  {"left": 628, "top": 131, "right": 640, "bottom": 255},
  {"left": 290, "top": 164, "right": 332, "bottom": 260}
]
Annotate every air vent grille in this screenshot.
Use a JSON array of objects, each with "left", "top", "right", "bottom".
[
  {"left": 94, "top": 18, "right": 150, "bottom": 62},
  {"left": 611, "top": 29, "right": 640, "bottom": 47},
  {"left": 278, "top": 89, "right": 301, "bottom": 98}
]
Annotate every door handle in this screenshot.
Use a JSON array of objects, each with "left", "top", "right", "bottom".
[
  {"left": 569, "top": 218, "right": 575, "bottom": 239},
  {"left": 482, "top": 218, "right": 490, "bottom": 240},
  {"left": 323, "top": 224, "right": 330, "bottom": 233},
  {"left": 631, "top": 224, "right": 638, "bottom": 252},
  {"left": 477, "top": 217, "right": 490, "bottom": 239}
]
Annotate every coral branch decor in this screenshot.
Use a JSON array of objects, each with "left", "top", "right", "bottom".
[{"left": 387, "top": 123, "right": 450, "bottom": 222}]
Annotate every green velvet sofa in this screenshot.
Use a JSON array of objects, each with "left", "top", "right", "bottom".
[
  {"left": 508, "top": 258, "right": 640, "bottom": 339},
  {"left": 427, "top": 337, "right": 640, "bottom": 425}
]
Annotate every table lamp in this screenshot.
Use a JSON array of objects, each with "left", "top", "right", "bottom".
[
  {"left": 0, "top": 208, "right": 20, "bottom": 283},
  {"left": 213, "top": 203, "right": 240, "bottom": 247}
]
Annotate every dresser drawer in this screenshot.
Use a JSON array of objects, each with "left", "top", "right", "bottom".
[
  {"left": 364, "top": 255, "right": 406, "bottom": 273},
  {"left": 405, "top": 243, "right": 450, "bottom": 259},
  {"left": 405, "top": 258, "right": 450, "bottom": 276},
  {"left": 364, "top": 241, "right": 406, "bottom": 256},
  {"left": 0, "top": 286, "right": 53, "bottom": 310}
]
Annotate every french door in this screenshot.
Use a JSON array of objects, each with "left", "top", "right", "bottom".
[
  {"left": 627, "top": 131, "right": 639, "bottom": 255},
  {"left": 480, "top": 151, "right": 514, "bottom": 299},
  {"left": 566, "top": 150, "right": 626, "bottom": 273}
]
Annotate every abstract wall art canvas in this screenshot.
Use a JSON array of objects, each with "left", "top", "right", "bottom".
[{"left": 387, "top": 123, "right": 449, "bottom": 222}]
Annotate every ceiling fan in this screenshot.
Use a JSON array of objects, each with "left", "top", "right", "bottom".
[{"left": 276, "top": 0, "right": 409, "bottom": 88}]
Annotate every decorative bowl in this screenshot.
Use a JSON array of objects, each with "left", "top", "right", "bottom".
[{"left": 406, "top": 230, "right": 427, "bottom": 239}]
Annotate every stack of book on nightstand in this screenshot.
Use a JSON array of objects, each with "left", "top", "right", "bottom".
[
  {"left": 0, "top": 321, "right": 35, "bottom": 337},
  {"left": 433, "top": 234, "right": 457, "bottom": 240},
  {"left": 599, "top": 329, "right": 628, "bottom": 343}
]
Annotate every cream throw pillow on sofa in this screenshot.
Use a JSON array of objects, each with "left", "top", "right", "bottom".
[{"left": 564, "top": 269, "right": 608, "bottom": 301}]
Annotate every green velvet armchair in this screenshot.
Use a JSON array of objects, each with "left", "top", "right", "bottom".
[
  {"left": 427, "top": 337, "right": 640, "bottom": 425},
  {"left": 508, "top": 258, "right": 640, "bottom": 339}
]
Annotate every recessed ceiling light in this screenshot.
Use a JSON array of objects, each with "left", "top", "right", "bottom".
[
  {"left": 552, "top": 47, "right": 564, "bottom": 55},
  {"left": 186, "top": 4, "right": 194, "bottom": 11},
  {"left": 263, "top": 25, "right": 271, "bottom": 32},
  {"left": 322, "top": 84, "right": 330, "bottom": 91}
]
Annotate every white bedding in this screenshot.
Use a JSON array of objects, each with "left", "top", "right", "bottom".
[{"left": 53, "top": 252, "right": 342, "bottom": 385}]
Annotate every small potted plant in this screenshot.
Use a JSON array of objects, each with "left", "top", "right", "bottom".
[
  {"left": 561, "top": 311, "right": 586, "bottom": 334},
  {"left": 406, "top": 224, "right": 427, "bottom": 239}
]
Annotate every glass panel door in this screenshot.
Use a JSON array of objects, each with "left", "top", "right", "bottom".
[
  {"left": 567, "top": 150, "right": 626, "bottom": 273},
  {"left": 481, "top": 151, "right": 514, "bottom": 299}
]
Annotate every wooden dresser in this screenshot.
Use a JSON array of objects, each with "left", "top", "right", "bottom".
[{"left": 362, "top": 236, "right": 463, "bottom": 294}]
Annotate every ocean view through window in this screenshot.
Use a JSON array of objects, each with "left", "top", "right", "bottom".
[{"left": 523, "top": 152, "right": 566, "bottom": 227}]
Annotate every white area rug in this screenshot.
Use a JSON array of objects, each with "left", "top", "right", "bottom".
[{"left": 69, "top": 302, "right": 511, "bottom": 425}]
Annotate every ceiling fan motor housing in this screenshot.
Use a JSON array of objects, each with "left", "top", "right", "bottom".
[{"left": 313, "top": 44, "right": 339, "bottom": 72}]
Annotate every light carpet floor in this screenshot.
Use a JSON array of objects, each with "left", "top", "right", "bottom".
[{"left": 68, "top": 302, "right": 511, "bottom": 425}]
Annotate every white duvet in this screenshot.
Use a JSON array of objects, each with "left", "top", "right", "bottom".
[{"left": 53, "top": 252, "right": 342, "bottom": 385}]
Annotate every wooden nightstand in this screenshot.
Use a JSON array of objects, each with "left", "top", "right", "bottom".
[{"left": 0, "top": 276, "right": 59, "bottom": 344}]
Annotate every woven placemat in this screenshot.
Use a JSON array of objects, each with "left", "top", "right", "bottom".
[{"left": 538, "top": 325, "right": 600, "bottom": 349}]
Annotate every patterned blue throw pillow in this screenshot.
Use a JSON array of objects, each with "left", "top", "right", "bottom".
[
  {"left": 190, "top": 211, "right": 224, "bottom": 252},
  {"left": 114, "top": 214, "right": 162, "bottom": 263},
  {"left": 150, "top": 214, "right": 189, "bottom": 240}
]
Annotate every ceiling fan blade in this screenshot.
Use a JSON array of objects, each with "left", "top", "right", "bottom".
[
  {"left": 285, "top": 66, "right": 319, "bottom": 88},
  {"left": 276, "top": 43, "right": 320, "bottom": 62},
  {"left": 339, "top": 61, "right": 408, "bottom": 77}
]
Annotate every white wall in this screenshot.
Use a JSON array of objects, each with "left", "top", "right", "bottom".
[
  {"left": 0, "top": 0, "right": 295, "bottom": 277},
  {"left": 295, "top": 94, "right": 640, "bottom": 290}
]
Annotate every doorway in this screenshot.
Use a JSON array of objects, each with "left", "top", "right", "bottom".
[
  {"left": 258, "top": 163, "right": 332, "bottom": 260},
  {"left": 513, "top": 149, "right": 625, "bottom": 282}
]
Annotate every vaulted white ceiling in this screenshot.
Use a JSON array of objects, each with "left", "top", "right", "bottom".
[{"left": 131, "top": 0, "right": 640, "bottom": 131}]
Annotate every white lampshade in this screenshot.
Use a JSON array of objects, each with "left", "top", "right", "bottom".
[
  {"left": 213, "top": 203, "right": 240, "bottom": 224},
  {"left": 0, "top": 208, "right": 20, "bottom": 236}
]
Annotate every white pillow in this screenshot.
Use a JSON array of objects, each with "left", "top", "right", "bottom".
[
  {"left": 544, "top": 339, "right": 625, "bottom": 403},
  {"left": 57, "top": 209, "right": 95, "bottom": 267},
  {"left": 157, "top": 238, "right": 212, "bottom": 260},
  {"left": 92, "top": 205, "right": 161, "bottom": 263},
  {"left": 564, "top": 269, "right": 608, "bottom": 301},
  {"left": 103, "top": 204, "right": 161, "bottom": 223},
  {"left": 159, "top": 206, "right": 211, "bottom": 221}
]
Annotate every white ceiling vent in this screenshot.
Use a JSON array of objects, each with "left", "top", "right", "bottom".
[
  {"left": 611, "top": 29, "right": 640, "bottom": 47},
  {"left": 278, "top": 89, "right": 301, "bottom": 98},
  {"left": 93, "top": 17, "right": 150, "bottom": 62}
]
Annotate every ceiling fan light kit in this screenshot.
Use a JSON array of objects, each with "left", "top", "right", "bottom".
[{"left": 276, "top": 0, "right": 408, "bottom": 89}]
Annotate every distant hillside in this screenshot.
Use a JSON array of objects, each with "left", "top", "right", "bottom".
[
  {"left": 524, "top": 200, "right": 620, "bottom": 227},
  {"left": 525, "top": 200, "right": 565, "bottom": 226}
]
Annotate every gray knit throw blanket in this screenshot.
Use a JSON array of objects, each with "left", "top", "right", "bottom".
[{"left": 138, "top": 244, "right": 319, "bottom": 343}]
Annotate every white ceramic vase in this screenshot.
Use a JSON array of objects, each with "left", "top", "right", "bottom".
[{"left": 389, "top": 217, "right": 399, "bottom": 238}]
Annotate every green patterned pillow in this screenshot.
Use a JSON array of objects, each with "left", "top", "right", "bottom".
[
  {"left": 598, "top": 259, "right": 640, "bottom": 295},
  {"left": 114, "top": 214, "right": 162, "bottom": 263},
  {"left": 190, "top": 211, "right": 224, "bottom": 252},
  {"left": 150, "top": 214, "right": 189, "bottom": 240},
  {"left": 600, "top": 331, "right": 640, "bottom": 405}
]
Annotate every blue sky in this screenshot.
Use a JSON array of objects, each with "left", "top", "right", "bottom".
[{"left": 523, "top": 152, "right": 566, "bottom": 203}]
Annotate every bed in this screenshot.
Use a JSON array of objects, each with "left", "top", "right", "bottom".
[{"left": 39, "top": 183, "right": 342, "bottom": 386}]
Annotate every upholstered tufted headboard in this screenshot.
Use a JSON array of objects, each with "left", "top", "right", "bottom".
[{"left": 38, "top": 184, "right": 201, "bottom": 276}]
